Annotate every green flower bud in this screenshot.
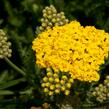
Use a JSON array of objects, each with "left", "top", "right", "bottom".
[
  {"left": 47, "top": 72, "right": 52, "bottom": 77},
  {"left": 99, "top": 87, "right": 104, "bottom": 92},
  {"left": 61, "top": 16, "right": 66, "bottom": 19},
  {"left": 7, "top": 42, "right": 11, "bottom": 46},
  {"left": 39, "top": 26, "right": 44, "bottom": 31},
  {"left": 58, "top": 21, "right": 64, "bottom": 26},
  {"left": 106, "top": 83, "right": 109, "bottom": 87},
  {"left": 64, "top": 90, "right": 70, "bottom": 95},
  {"left": 49, "top": 91, "right": 54, "bottom": 95},
  {"left": 46, "top": 26, "right": 51, "bottom": 30},
  {"left": 53, "top": 73, "right": 58, "bottom": 78},
  {"left": 48, "top": 22, "right": 53, "bottom": 26},
  {"left": 0, "top": 55, "right": 3, "bottom": 58},
  {"left": 103, "top": 86, "right": 107, "bottom": 93},
  {"left": 0, "top": 29, "right": 12, "bottom": 59},
  {"left": 50, "top": 5, "right": 54, "bottom": 8},
  {"left": 55, "top": 78, "right": 60, "bottom": 83},
  {"left": 56, "top": 18, "right": 60, "bottom": 22},
  {"left": 55, "top": 84, "right": 61, "bottom": 88},
  {"left": 69, "top": 78, "right": 73, "bottom": 83},
  {"left": 47, "top": 15, "right": 52, "bottom": 19},
  {"left": 41, "top": 83, "right": 46, "bottom": 87},
  {"left": 44, "top": 19, "right": 49, "bottom": 23},
  {"left": 55, "top": 89, "right": 60, "bottom": 94},
  {"left": 60, "top": 12, "right": 64, "bottom": 15},
  {"left": 45, "top": 82, "right": 51, "bottom": 87},
  {"left": 95, "top": 87, "right": 99, "bottom": 91},
  {"left": 50, "top": 85, "right": 55, "bottom": 90},
  {"left": 66, "top": 83, "right": 71, "bottom": 88},
  {"left": 52, "top": 18, "right": 56, "bottom": 23},
  {"left": 42, "top": 9, "right": 46, "bottom": 13},
  {"left": 107, "top": 93, "right": 109, "bottom": 97},
  {"left": 41, "top": 18, "right": 45, "bottom": 22},
  {"left": 96, "top": 91, "right": 101, "bottom": 95},
  {"left": 49, "top": 77, "right": 54, "bottom": 82},
  {"left": 44, "top": 88, "right": 49, "bottom": 93},
  {"left": 57, "top": 13, "right": 61, "bottom": 18},
  {"left": 42, "top": 23, "right": 47, "bottom": 27},
  {"left": 46, "top": 67, "right": 52, "bottom": 72},
  {"left": 60, "top": 80, "right": 65, "bottom": 85},
  {"left": 47, "top": 10, "right": 52, "bottom": 14},
  {"left": 62, "top": 75, "right": 67, "bottom": 80},
  {"left": 43, "top": 13, "right": 47, "bottom": 17},
  {"left": 99, "top": 84, "right": 103, "bottom": 88},
  {"left": 64, "top": 19, "right": 69, "bottom": 23},
  {"left": 52, "top": 14, "right": 57, "bottom": 17},
  {"left": 96, "top": 97, "right": 103, "bottom": 103},
  {"left": 43, "top": 77, "right": 48, "bottom": 82},
  {"left": 92, "top": 91, "right": 96, "bottom": 96},
  {"left": 106, "top": 76, "right": 109, "bottom": 80},
  {"left": 45, "top": 6, "right": 49, "bottom": 10},
  {"left": 61, "top": 86, "right": 66, "bottom": 91}
]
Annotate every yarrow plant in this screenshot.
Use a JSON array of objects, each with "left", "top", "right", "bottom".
[
  {"left": 32, "top": 5, "right": 109, "bottom": 108},
  {"left": 1, "top": 3, "right": 109, "bottom": 109}
]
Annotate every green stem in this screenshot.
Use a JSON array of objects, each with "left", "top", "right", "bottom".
[{"left": 4, "top": 57, "right": 26, "bottom": 76}]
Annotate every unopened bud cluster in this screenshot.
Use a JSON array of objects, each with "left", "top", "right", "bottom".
[
  {"left": 92, "top": 75, "right": 109, "bottom": 103},
  {"left": 61, "top": 104, "right": 73, "bottom": 109},
  {"left": 0, "top": 29, "right": 12, "bottom": 59},
  {"left": 38, "top": 5, "right": 69, "bottom": 32},
  {"left": 31, "top": 102, "right": 50, "bottom": 109},
  {"left": 41, "top": 68, "right": 73, "bottom": 96}
]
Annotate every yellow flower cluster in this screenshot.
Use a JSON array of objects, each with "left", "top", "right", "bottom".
[{"left": 32, "top": 20, "right": 109, "bottom": 82}]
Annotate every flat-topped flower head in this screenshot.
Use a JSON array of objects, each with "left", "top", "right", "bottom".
[
  {"left": 0, "top": 29, "right": 12, "bottom": 59},
  {"left": 32, "top": 20, "right": 109, "bottom": 82}
]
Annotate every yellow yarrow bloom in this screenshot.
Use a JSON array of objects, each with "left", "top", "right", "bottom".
[{"left": 32, "top": 20, "right": 109, "bottom": 82}]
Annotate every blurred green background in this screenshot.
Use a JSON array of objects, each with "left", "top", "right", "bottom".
[{"left": 0, "top": 0, "right": 109, "bottom": 109}]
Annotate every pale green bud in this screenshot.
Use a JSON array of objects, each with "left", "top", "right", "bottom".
[
  {"left": 52, "top": 18, "right": 56, "bottom": 23},
  {"left": 49, "top": 91, "right": 54, "bottom": 96},
  {"left": 65, "top": 90, "right": 70, "bottom": 95},
  {"left": 61, "top": 86, "right": 66, "bottom": 91},
  {"left": 66, "top": 83, "right": 71, "bottom": 88},
  {"left": 50, "top": 85, "right": 55, "bottom": 90},
  {"left": 55, "top": 89, "right": 60, "bottom": 94},
  {"left": 43, "top": 77, "right": 48, "bottom": 82},
  {"left": 49, "top": 77, "right": 54, "bottom": 82},
  {"left": 44, "top": 88, "right": 49, "bottom": 93}
]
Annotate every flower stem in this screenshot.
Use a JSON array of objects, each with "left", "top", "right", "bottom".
[{"left": 4, "top": 57, "right": 26, "bottom": 76}]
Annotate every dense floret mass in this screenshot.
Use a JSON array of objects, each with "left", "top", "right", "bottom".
[{"left": 32, "top": 21, "right": 109, "bottom": 82}]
